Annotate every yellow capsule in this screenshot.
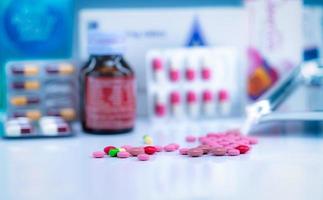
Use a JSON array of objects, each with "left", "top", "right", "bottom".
[
  {"left": 11, "top": 96, "right": 27, "bottom": 106},
  {"left": 25, "top": 81, "right": 40, "bottom": 90},
  {"left": 26, "top": 110, "right": 42, "bottom": 120},
  {"left": 60, "top": 108, "right": 76, "bottom": 121},
  {"left": 24, "top": 64, "right": 39, "bottom": 76},
  {"left": 59, "top": 63, "right": 74, "bottom": 75}
]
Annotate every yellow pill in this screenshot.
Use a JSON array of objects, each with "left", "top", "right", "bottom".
[
  {"left": 26, "top": 110, "right": 42, "bottom": 120},
  {"left": 60, "top": 108, "right": 76, "bottom": 121},
  {"left": 24, "top": 64, "right": 39, "bottom": 76},
  {"left": 25, "top": 81, "right": 40, "bottom": 90},
  {"left": 59, "top": 63, "right": 74, "bottom": 75},
  {"left": 10, "top": 97, "right": 27, "bottom": 106},
  {"left": 144, "top": 137, "right": 153, "bottom": 145}
]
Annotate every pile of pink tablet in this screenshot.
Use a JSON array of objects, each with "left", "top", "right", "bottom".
[{"left": 92, "top": 129, "right": 258, "bottom": 161}]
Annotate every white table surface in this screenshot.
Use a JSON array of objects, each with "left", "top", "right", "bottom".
[{"left": 1, "top": 119, "right": 323, "bottom": 200}]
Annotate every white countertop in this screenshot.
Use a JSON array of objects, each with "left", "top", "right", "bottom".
[{"left": 1, "top": 119, "right": 323, "bottom": 200}]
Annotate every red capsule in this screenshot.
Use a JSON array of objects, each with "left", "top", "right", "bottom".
[
  {"left": 144, "top": 146, "right": 157, "bottom": 155},
  {"left": 235, "top": 145, "right": 250, "bottom": 154},
  {"left": 103, "top": 146, "right": 116, "bottom": 155}
]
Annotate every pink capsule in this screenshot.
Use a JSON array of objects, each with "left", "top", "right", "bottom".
[
  {"left": 185, "top": 68, "right": 196, "bottom": 81},
  {"left": 152, "top": 58, "right": 163, "bottom": 71},
  {"left": 201, "top": 67, "right": 211, "bottom": 80},
  {"left": 169, "top": 69, "right": 180, "bottom": 82},
  {"left": 170, "top": 91, "right": 181, "bottom": 105},
  {"left": 117, "top": 151, "right": 131, "bottom": 158},
  {"left": 179, "top": 148, "right": 189, "bottom": 155},
  {"left": 92, "top": 151, "right": 105, "bottom": 158},
  {"left": 186, "top": 91, "right": 197, "bottom": 103},
  {"left": 185, "top": 135, "right": 197, "bottom": 143},
  {"left": 202, "top": 90, "right": 213, "bottom": 102},
  {"left": 227, "top": 148, "right": 240, "bottom": 156},
  {"left": 155, "top": 103, "right": 166, "bottom": 117},
  {"left": 218, "top": 89, "right": 229, "bottom": 102},
  {"left": 137, "top": 153, "right": 150, "bottom": 161}
]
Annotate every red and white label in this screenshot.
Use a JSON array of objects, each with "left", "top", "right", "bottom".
[{"left": 85, "top": 76, "right": 136, "bottom": 130}]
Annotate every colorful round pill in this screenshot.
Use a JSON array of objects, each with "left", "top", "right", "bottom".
[
  {"left": 104, "top": 146, "right": 116, "bottom": 155},
  {"left": 109, "top": 148, "right": 120, "bottom": 157},
  {"left": 210, "top": 147, "right": 227, "bottom": 156},
  {"left": 179, "top": 148, "right": 189, "bottom": 155},
  {"left": 188, "top": 148, "right": 203, "bottom": 157},
  {"left": 185, "top": 135, "right": 197, "bottom": 143},
  {"left": 144, "top": 146, "right": 157, "bottom": 155},
  {"left": 137, "top": 153, "right": 150, "bottom": 161},
  {"left": 227, "top": 149, "right": 240, "bottom": 156},
  {"left": 117, "top": 151, "right": 131, "bottom": 158},
  {"left": 92, "top": 151, "right": 105, "bottom": 158},
  {"left": 235, "top": 145, "right": 250, "bottom": 154},
  {"left": 128, "top": 147, "right": 145, "bottom": 156},
  {"left": 143, "top": 135, "right": 153, "bottom": 145}
]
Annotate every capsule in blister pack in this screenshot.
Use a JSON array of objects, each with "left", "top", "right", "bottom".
[
  {"left": 3, "top": 60, "right": 77, "bottom": 138},
  {"left": 146, "top": 47, "right": 240, "bottom": 121}
]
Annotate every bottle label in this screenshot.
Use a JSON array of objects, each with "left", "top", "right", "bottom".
[{"left": 85, "top": 76, "right": 136, "bottom": 130}]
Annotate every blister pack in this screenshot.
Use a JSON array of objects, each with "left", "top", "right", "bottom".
[
  {"left": 145, "top": 47, "right": 243, "bottom": 121},
  {"left": 2, "top": 60, "right": 78, "bottom": 138}
]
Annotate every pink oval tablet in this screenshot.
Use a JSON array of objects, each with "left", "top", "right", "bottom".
[
  {"left": 169, "top": 143, "right": 180, "bottom": 150},
  {"left": 128, "top": 147, "right": 145, "bottom": 156},
  {"left": 164, "top": 144, "right": 176, "bottom": 152},
  {"left": 179, "top": 148, "right": 189, "bottom": 155},
  {"left": 137, "top": 153, "right": 150, "bottom": 161},
  {"left": 210, "top": 147, "right": 227, "bottom": 156},
  {"left": 155, "top": 145, "right": 163, "bottom": 152},
  {"left": 227, "top": 149, "right": 240, "bottom": 156},
  {"left": 185, "top": 135, "right": 197, "bottom": 143},
  {"left": 187, "top": 148, "right": 203, "bottom": 157},
  {"left": 117, "top": 151, "right": 131, "bottom": 158},
  {"left": 198, "top": 145, "right": 212, "bottom": 154},
  {"left": 121, "top": 145, "right": 133, "bottom": 152},
  {"left": 92, "top": 151, "right": 105, "bottom": 158},
  {"left": 247, "top": 137, "right": 258, "bottom": 145}
]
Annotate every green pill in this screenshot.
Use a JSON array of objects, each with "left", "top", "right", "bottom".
[{"left": 109, "top": 148, "right": 119, "bottom": 157}]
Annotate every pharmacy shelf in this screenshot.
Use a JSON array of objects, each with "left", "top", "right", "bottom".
[{"left": 1, "top": 119, "right": 323, "bottom": 200}]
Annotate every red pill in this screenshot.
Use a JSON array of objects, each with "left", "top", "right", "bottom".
[
  {"left": 103, "top": 146, "right": 116, "bottom": 154},
  {"left": 235, "top": 145, "right": 250, "bottom": 154},
  {"left": 144, "top": 146, "right": 157, "bottom": 155}
]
